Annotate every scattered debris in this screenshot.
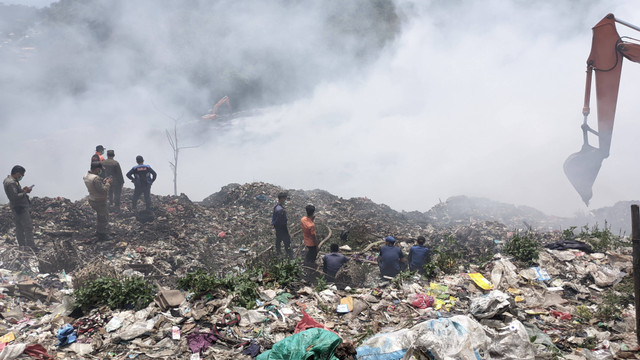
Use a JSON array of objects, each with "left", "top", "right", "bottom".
[{"left": 0, "top": 182, "right": 637, "bottom": 358}]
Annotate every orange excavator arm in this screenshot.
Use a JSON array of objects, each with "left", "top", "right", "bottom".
[{"left": 564, "top": 14, "right": 640, "bottom": 205}]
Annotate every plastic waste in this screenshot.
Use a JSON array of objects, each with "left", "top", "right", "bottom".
[
  {"left": 470, "top": 291, "right": 512, "bottom": 319},
  {"left": 257, "top": 328, "right": 341, "bottom": 360},
  {"left": 468, "top": 273, "right": 494, "bottom": 290},
  {"left": 356, "top": 315, "right": 491, "bottom": 360}
]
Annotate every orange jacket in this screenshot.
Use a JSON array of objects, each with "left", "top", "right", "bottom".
[{"left": 301, "top": 216, "right": 317, "bottom": 247}]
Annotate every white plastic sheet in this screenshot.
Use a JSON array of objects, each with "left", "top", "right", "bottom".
[
  {"left": 356, "top": 315, "right": 491, "bottom": 360},
  {"left": 470, "top": 291, "right": 512, "bottom": 319}
]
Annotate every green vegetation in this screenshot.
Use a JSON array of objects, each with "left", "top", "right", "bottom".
[
  {"left": 429, "top": 234, "right": 462, "bottom": 275},
  {"left": 264, "top": 258, "right": 303, "bottom": 288},
  {"left": 392, "top": 270, "right": 416, "bottom": 287},
  {"left": 177, "top": 258, "right": 303, "bottom": 309},
  {"left": 503, "top": 233, "right": 539, "bottom": 265},
  {"left": 574, "top": 305, "right": 593, "bottom": 322},
  {"left": 422, "top": 262, "right": 438, "bottom": 280},
  {"left": 315, "top": 276, "right": 328, "bottom": 292},
  {"left": 595, "top": 276, "right": 634, "bottom": 321},
  {"left": 579, "top": 222, "right": 630, "bottom": 252},
  {"left": 74, "top": 276, "right": 157, "bottom": 311}
]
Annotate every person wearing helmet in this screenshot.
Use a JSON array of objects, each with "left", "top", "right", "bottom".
[
  {"left": 126, "top": 155, "right": 157, "bottom": 211},
  {"left": 377, "top": 236, "right": 405, "bottom": 277}
]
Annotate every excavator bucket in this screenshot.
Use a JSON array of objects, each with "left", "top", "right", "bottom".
[{"left": 563, "top": 145, "right": 605, "bottom": 205}]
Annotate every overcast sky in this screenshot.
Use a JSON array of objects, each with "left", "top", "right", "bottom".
[
  {"left": 0, "top": 0, "right": 53, "bottom": 7},
  {"left": 2, "top": 0, "right": 640, "bottom": 218}
]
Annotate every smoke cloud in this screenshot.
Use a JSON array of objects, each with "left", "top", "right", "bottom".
[{"left": 1, "top": 0, "right": 640, "bottom": 218}]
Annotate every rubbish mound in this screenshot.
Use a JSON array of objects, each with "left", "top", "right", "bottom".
[{"left": 0, "top": 182, "right": 637, "bottom": 359}]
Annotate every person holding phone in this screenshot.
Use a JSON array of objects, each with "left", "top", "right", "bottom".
[{"left": 3, "top": 165, "right": 36, "bottom": 249}]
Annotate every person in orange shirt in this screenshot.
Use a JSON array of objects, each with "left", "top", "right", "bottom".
[
  {"left": 301, "top": 204, "right": 317, "bottom": 265},
  {"left": 91, "top": 145, "right": 105, "bottom": 164}
]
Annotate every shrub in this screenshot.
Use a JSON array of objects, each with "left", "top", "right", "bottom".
[
  {"left": 579, "top": 222, "right": 629, "bottom": 252},
  {"left": 422, "top": 262, "right": 438, "bottom": 279},
  {"left": 74, "top": 276, "right": 156, "bottom": 311},
  {"left": 177, "top": 269, "right": 260, "bottom": 309},
  {"left": 427, "top": 234, "right": 462, "bottom": 275},
  {"left": 595, "top": 276, "right": 634, "bottom": 321},
  {"left": 503, "top": 233, "right": 539, "bottom": 265},
  {"left": 264, "top": 258, "right": 303, "bottom": 288}
]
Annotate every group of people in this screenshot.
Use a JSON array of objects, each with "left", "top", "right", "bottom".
[
  {"left": 378, "top": 235, "right": 431, "bottom": 277},
  {"left": 85, "top": 145, "right": 158, "bottom": 240},
  {"left": 4, "top": 156, "right": 431, "bottom": 280},
  {"left": 2, "top": 145, "right": 158, "bottom": 249},
  {"left": 270, "top": 191, "right": 432, "bottom": 282}
]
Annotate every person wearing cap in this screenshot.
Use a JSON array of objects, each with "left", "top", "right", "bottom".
[
  {"left": 3, "top": 165, "right": 36, "bottom": 249},
  {"left": 301, "top": 204, "right": 318, "bottom": 264},
  {"left": 271, "top": 191, "right": 292, "bottom": 259},
  {"left": 102, "top": 150, "right": 125, "bottom": 210},
  {"left": 378, "top": 236, "right": 406, "bottom": 277},
  {"left": 408, "top": 236, "right": 431, "bottom": 274},
  {"left": 323, "top": 243, "right": 349, "bottom": 283},
  {"left": 91, "top": 145, "right": 105, "bottom": 164},
  {"left": 126, "top": 155, "right": 157, "bottom": 211},
  {"left": 84, "top": 162, "right": 112, "bottom": 241}
]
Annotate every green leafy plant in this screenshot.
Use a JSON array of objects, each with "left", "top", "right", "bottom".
[
  {"left": 574, "top": 305, "right": 592, "bottom": 322},
  {"left": 429, "top": 234, "right": 461, "bottom": 275},
  {"left": 177, "top": 258, "right": 302, "bottom": 309},
  {"left": 578, "top": 222, "right": 629, "bottom": 252},
  {"left": 595, "top": 276, "right": 634, "bottom": 321},
  {"left": 392, "top": 270, "right": 416, "bottom": 287},
  {"left": 264, "top": 258, "right": 302, "bottom": 288},
  {"left": 74, "top": 276, "right": 156, "bottom": 311},
  {"left": 503, "top": 233, "right": 539, "bottom": 265},
  {"left": 422, "top": 262, "right": 438, "bottom": 280},
  {"left": 177, "top": 270, "right": 260, "bottom": 309},
  {"left": 315, "top": 276, "right": 328, "bottom": 292},
  {"left": 562, "top": 226, "right": 577, "bottom": 240}
]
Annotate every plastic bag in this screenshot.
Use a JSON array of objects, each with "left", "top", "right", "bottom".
[{"left": 257, "top": 328, "right": 341, "bottom": 360}]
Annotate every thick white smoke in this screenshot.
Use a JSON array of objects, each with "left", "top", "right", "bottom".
[{"left": 2, "top": 0, "right": 640, "bottom": 218}]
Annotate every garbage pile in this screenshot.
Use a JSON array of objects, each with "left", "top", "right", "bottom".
[{"left": 0, "top": 182, "right": 637, "bottom": 359}]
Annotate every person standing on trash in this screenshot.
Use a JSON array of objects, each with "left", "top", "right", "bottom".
[
  {"left": 378, "top": 236, "right": 406, "bottom": 277},
  {"left": 301, "top": 204, "right": 318, "bottom": 265},
  {"left": 102, "top": 150, "right": 125, "bottom": 210},
  {"left": 271, "top": 191, "right": 293, "bottom": 259},
  {"left": 84, "top": 162, "right": 112, "bottom": 241},
  {"left": 323, "top": 243, "right": 349, "bottom": 283},
  {"left": 408, "top": 236, "right": 431, "bottom": 273},
  {"left": 126, "top": 155, "right": 157, "bottom": 211},
  {"left": 3, "top": 165, "right": 36, "bottom": 249}
]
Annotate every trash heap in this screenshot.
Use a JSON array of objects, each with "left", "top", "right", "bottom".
[{"left": 0, "top": 182, "right": 637, "bottom": 359}]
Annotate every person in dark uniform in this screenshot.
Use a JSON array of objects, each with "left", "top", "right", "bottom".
[
  {"left": 102, "top": 150, "right": 125, "bottom": 209},
  {"left": 408, "top": 236, "right": 431, "bottom": 273},
  {"left": 378, "top": 236, "right": 405, "bottom": 277},
  {"left": 126, "top": 155, "right": 157, "bottom": 211},
  {"left": 323, "top": 244, "right": 349, "bottom": 283},
  {"left": 271, "top": 191, "right": 292, "bottom": 259}
]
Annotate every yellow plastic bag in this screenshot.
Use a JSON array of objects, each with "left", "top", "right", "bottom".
[
  {"left": 0, "top": 332, "right": 15, "bottom": 344},
  {"left": 468, "top": 273, "right": 494, "bottom": 290}
]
